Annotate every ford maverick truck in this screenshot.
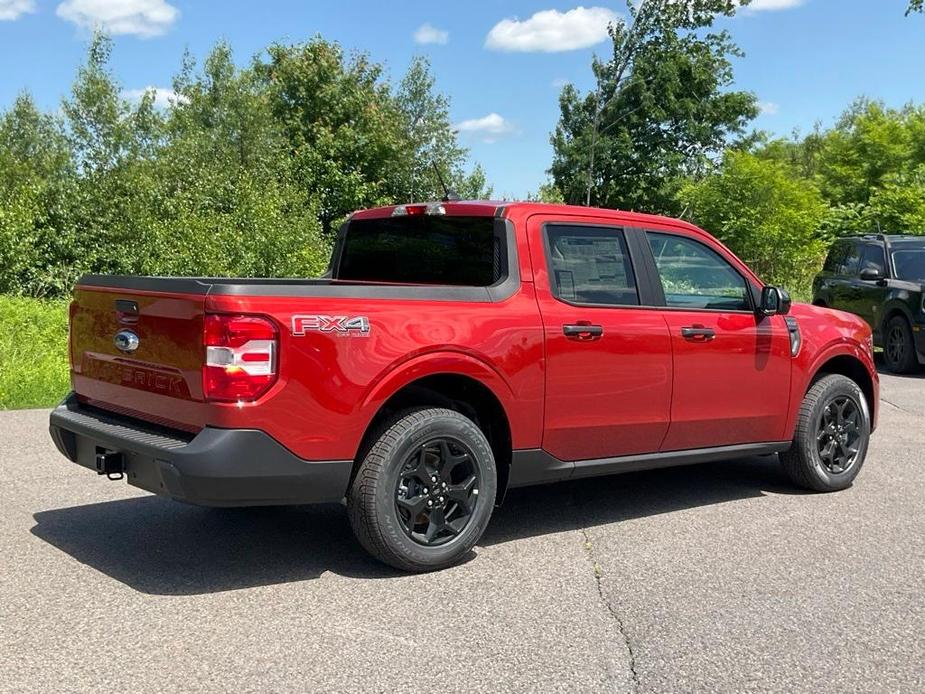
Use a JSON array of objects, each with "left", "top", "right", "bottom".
[{"left": 49, "top": 201, "right": 879, "bottom": 571}]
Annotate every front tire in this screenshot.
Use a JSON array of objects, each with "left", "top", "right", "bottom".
[
  {"left": 780, "top": 374, "right": 870, "bottom": 492},
  {"left": 347, "top": 407, "right": 497, "bottom": 572},
  {"left": 883, "top": 315, "right": 919, "bottom": 374}
]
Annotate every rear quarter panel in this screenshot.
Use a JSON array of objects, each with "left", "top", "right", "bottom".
[{"left": 204, "top": 287, "right": 545, "bottom": 461}]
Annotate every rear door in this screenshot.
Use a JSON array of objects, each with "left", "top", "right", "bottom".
[
  {"left": 530, "top": 215, "right": 672, "bottom": 461},
  {"left": 643, "top": 230, "right": 792, "bottom": 450}
]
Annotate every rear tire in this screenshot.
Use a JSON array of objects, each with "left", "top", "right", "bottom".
[
  {"left": 780, "top": 374, "right": 870, "bottom": 492},
  {"left": 347, "top": 407, "right": 497, "bottom": 572},
  {"left": 883, "top": 315, "right": 919, "bottom": 374}
]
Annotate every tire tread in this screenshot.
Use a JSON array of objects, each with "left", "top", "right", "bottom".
[
  {"left": 780, "top": 374, "right": 869, "bottom": 492},
  {"left": 347, "top": 407, "right": 492, "bottom": 572}
]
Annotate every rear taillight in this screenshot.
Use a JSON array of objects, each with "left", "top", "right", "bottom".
[{"left": 203, "top": 314, "right": 278, "bottom": 402}]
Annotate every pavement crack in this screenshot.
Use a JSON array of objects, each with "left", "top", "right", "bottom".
[
  {"left": 881, "top": 396, "right": 908, "bottom": 413},
  {"left": 580, "top": 526, "right": 640, "bottom": 694}
]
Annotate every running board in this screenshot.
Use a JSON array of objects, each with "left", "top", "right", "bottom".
[{"left": 508, "top": 441, "right": 792, "bottom": 488}]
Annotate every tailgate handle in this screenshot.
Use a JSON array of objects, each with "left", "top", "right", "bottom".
[
  {"left": 115, "top": 300, "right": 139, "bottom": 313},
  {"left": 115, "top": 299, "right": 139, "bottom": 324}
]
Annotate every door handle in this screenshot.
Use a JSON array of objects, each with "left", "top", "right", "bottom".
[
  {"left": 680, "top": 326, "right": 716, "bottom": 341},
  {"left": 563, "top": 324, "right": 604, "bottom": 339}
]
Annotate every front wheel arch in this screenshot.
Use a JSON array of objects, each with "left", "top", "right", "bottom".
[{"left": 806, "top": 354, "right": 875, "bottom": 430}]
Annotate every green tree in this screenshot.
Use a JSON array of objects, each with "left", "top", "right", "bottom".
[
  {"left": 395, "top": 56, "right": 465, "bottom": 202},
  {"left": 0, "top": 93, "right": 77, "bottom": 295},
  {"left": 680, "top": 151, "right": 828, "bottom": 298},
  {"left": 908, "top": 0, "right": 923, "bottom": 14},
  {"left": 0, "top": 32, "right": 489, "bottom": 297},
  {"left": 149, "top": 43, "right": 329, "bottom": 277},
  {"left": 255, "top": 39, "right": 408, "bottom": 235},
  {"left": 550, "top": 0, "right": 757, "bottom": 213}
]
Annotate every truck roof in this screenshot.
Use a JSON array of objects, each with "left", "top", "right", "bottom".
[{"left": 349, "top": 200, "right": 693, "bottom": 229}]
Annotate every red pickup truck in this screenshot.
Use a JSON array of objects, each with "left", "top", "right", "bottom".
[{"left": 49, "top": 201, "right": 878, "bottom": 571}]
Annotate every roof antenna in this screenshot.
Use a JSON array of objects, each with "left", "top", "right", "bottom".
[{"left": 432, "top": 162, "right": 460, "bottom": 202}]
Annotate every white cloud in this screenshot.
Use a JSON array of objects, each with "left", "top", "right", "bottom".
[
  {"left": 454, "top": 113, "right": 517, "bottom": 143},
  {"left": 123, "top": 86, "right": 187, "bottom": 108},
  {"left": 0, "top": 0, "right": 36, "bottom": 21},
  {"left": 485, "top": 6, "right": 619, "bottom": 53},
  {"left": 551, "top": 77, "right": 569, "bottom": 88},
  {"left": 414, "top": 22, "right": 448, "bottom": 45},
  {"left": 56, "top": 0, "right": 179, "bottom": 37},
  {"left": 759, "top": 101, "right": 780, "bottom": 115},
  {"left": 746, "top": 0, "right": 805, "bottom": 11}
]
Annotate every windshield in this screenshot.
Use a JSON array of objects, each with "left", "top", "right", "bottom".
[
  {"left": 892, "top": 248, "right": 925, "bottom": 281},
  {"left": 337, "top": 216, "right": 502, "bottom": 286}
]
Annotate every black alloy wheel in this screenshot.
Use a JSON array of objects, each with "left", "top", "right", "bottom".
[
  {"left": 886, "top": 324, "right": 907, "bottom": 367},
  {"left": 815, "top": 396, "right": 862, "bottom": 475},
  {"left": 883, "top": 315, "right": 919, "bottom": 374},
  {"left": 395, "top": 438, "right": 480, "bottom": 546}
]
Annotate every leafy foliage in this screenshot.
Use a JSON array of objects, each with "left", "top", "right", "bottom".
[
  {"left": 0, "top": 33, "right": 485, "bottom": 297},
  {"left": 680, "top": 151, "right": 828, "bottom": 299},
  {"left": 757, "top": 100, "right": 925, "bottom": 237},
  {"left": 0, "top": 296, "right": 69, "bottom": 409},
  {"left": 550, "top": 0, "right": 757, "bottom": 213}
]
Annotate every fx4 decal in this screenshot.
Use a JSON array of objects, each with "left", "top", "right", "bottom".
[{"left": 291, "top": 315, "right": 371, "bottom": 337}]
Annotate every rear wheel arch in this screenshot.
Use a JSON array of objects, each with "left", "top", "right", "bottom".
[{"left": 353, "top": 373, "right": 513, "bottom": 501}]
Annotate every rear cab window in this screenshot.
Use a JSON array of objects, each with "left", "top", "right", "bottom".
[{"left": 336, "top": 216, "right": 505, "bottom": 286}]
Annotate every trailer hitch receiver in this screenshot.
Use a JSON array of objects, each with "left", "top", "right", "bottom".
[{"left": 95, "top": 449, "right": 125, "bottom": 480}]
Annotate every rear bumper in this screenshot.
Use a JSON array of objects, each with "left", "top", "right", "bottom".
[{"left": 48, "top": 394, "right": 352, "bottom": 507}]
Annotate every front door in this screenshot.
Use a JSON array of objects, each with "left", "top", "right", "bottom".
[
  {"left": 531, "top": 216, "right": 673, "bottom": 462},
  {"left": 855, "top": 243, "right": 890, "bottom": 336},
  {"left": 645, "top": 231, "right": 792, "bottom": 450}
]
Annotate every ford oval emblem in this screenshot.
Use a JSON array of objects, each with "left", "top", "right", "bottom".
[{"left": 114, "top": 330, "right": 140, "bottom": 353}]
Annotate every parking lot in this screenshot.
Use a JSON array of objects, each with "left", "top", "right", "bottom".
[{"left": 2, "top": 367, "right": 923, "bottom": 693}]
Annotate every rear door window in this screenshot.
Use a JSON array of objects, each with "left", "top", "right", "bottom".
[
  {"left": 544, "top": 225, "right": 639, "bottom": 306},
  {"left": 823, "top": 242, "right": 849, "bottom": 273},
  {"left": 839, "top": 243, "right": 862, "bottom": 276}
]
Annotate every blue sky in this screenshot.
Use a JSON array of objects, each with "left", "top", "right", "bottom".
[{"left": 1, "top": 0, "right": 923, "bottom": 197}]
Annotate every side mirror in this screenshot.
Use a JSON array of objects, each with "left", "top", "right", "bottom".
[
  {"left": 859, "top": 267, "right": 884, "bottom": 282},
  {"left": 759, "top": 286, "right": 792, "bottom": 317}
]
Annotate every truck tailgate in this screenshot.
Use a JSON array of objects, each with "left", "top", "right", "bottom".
[{"left": 69, "top": 286, "right": 207, "bottom": 429}]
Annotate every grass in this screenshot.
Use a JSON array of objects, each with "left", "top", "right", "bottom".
[{"left": 0, "top": 295, "right": 70, "bottom": 410}]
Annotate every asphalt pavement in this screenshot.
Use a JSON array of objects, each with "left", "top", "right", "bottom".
[{"left": 1, "top": 368, "right": 923, "bottom": 693}]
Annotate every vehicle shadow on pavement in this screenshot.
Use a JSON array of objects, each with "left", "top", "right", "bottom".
[
  {"left": 31, "top": 455, "right": 799, "bottom": 595},
  {"left": 483, "top": 454, "right": 800, "bottom": 546}
]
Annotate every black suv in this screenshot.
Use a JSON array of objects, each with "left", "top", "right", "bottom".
[{"left": 813, "top": 234, "right": 925, "bottom": 373}]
